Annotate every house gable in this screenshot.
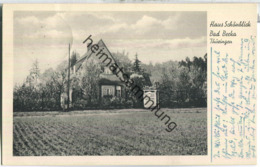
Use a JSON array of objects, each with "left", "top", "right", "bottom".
[
  {"left": 74, "top": 39, "right": 117, "bottom": 72},
  {"left": 73, "top": 39, "right": 124, "bottom": 98}
]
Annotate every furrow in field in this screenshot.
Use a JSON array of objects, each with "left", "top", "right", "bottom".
[
  {"left": 76, "top": 125, "right": 156, "bottom": 155},
  {"left": 32, "top": 121, "right": 69, "bottom": 155},
  {"left": 19, "top": 121, "right": 50, "bottom": 156},
  {"left": 13, "top": 110, "right": 207, "bottom": 156},
  {"left": 14, "top": 120, "right": 37, "bottom": 156},
  {"left": 40, "top": 122, "right": 82, "bottom": 155},
  {"left": 13, "top": 123, "right": 27, "bottom": 156},
  {"left": 25, "top": 120, "right": 65, "bottom": 156}
]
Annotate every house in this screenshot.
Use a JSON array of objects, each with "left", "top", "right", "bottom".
[
  {"left": 60, "top": 38, "right": 154, "bottom": 110},
  {"left": 99, "top": 67, "right": 124, "bottom": 98},
  {"left": 71, "top": 39, "right": 125, "bottom": 101}
]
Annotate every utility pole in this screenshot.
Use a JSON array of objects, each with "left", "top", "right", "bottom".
[{"left": 67, "top": 43, "right": 70, "bottom": 111}]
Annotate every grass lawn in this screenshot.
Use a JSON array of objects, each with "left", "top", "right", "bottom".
[{"left": 13, "top": 108, "right": 207, "bottom": 156}]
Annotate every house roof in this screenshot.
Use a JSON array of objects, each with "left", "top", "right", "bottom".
[
  {"left": 99, "top": 77, "right": 123, "bottom": 85},
  {"left": 74, "top": 39, "right": 123, "bottom": 85},
  {"left": 100, "top": 73, "right": 119, "bottom": 81},
  {"left": 74, "top": 39, "right": 117, "bottom": 72}
]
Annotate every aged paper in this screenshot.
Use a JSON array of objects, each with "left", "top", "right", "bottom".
[{"left": 2, "top": 3, "right": 257, "bottom": 165}]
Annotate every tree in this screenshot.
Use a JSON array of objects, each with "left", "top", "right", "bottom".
[
  {"left": 112, "top": 51, "right": 132, "bottom": 73},
  {"left": 31, "top": 59, "right": 40, "bottom": 82},
  {"left": 26, "top": 59, "right": 41, "bottom": 87},
  {"left": 177, "top": 54, "right": 207, "bottom": 106},
  {"left": 40, "top": 68, "right": 61, "bottom": 110},
  {"left": 158, "top": 68, "right": 174, "bottom": 107},
  {"left": 54, "top": 60, "right": 68, "bottom": 105},
  {"left": 132, "top": 53, "right": 142, "bottom": 73},
  {"left": 71, "top": 51, "right": 80, "bottom": 67},
  {"left": 178, "top": 67, "right": 191, "bottom": 90},
  {"left": 14, "top": 60, "right": 42, "bottom": 111},
  {"left": 79, "top": 58, "right": 102, "bottom": 104},
  {"left": 179, "top": 57, "right": 192, "bottom": 72}
]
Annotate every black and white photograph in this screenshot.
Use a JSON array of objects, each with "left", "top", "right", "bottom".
[{"left": 13, "top": 11, "right": 207, "bottom": 156}]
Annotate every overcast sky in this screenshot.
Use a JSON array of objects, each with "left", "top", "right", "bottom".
[{"left": 14, "top": 11, "right": 207, "bottom": 85}]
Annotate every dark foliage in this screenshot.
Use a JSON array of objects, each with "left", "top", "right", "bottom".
[{"left": 13, "top": 52, "right": 207, "bottom": 111}]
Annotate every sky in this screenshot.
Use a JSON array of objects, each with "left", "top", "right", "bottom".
[{"left": 14, "top": 11, "right": 207, "bottom": 85}]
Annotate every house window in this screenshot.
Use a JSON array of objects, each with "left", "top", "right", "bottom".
[
  {"left": 116, "top": 86, "right": 121, "bottom": 97},
  {"left": 102, "top": 85, "right": 115, "bottom": 97},
  {"left": 106, "top": 88, "right": 111, "bottom": 95},
  {"left": 103, "top": 88, "right": 112, "bottom": 96}
]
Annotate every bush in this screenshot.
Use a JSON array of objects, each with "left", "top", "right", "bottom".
[
  {"left": 124, "top": 99, "right": 134, "bottom": 108},
  {"left": 101, "top": 95, "right": 113, "bottom": 108},
  {"left": 100, "top": 96, "right": 135, "bottom": 109},
  {"left": 73, "top": 99, "right": 88, "bottom": 110},
  {"left": 111, "top": 97, "right": 122, "bottom": 108}
]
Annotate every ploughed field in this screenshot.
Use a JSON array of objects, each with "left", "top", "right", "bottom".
[{"left": 13, "top": 108, "right": 207, "bottom": 156}]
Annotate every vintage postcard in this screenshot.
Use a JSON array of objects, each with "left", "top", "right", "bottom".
[{"left": 2, "top": 3, "right": 257, "bottom": 165}]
